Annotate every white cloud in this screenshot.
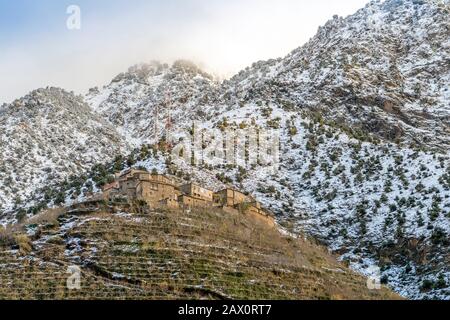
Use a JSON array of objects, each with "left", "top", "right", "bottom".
[{"left": 0, "top": 0, "right": 370, "bottom": 103}]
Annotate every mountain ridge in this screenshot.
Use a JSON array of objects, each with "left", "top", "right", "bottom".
[
  {"left": 0, "top": 87, "right": 130, "bottom": 214},
  {"left": 0, "top": 0, "right": 449, "bottom": 299}
]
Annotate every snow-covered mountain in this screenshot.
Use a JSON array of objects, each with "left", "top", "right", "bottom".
[
  {"left": 86, "top": 0, "right": 449, "bottom": 150},
  {"left": 0, "top": 88, "right": 130, "bottom": 217},
  {"left": 221, "top": 0, "right": 450, "bottom": 151},
  {"left": 86, "top": 60, "right": 219, "bottom": 145},
  {"left": 80, "top": 0, "right": 450, "bottom": 300},
  {"left": 0, "top": 0, "right": 448, "bottom": 299}
]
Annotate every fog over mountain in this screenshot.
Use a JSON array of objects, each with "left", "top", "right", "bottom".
[{"left": 0, "top": 0, "right": 371, "bottom": 103}]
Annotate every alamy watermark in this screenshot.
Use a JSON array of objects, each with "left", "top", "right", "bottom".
[
  {"left": 66, "top": 5, "right": 81, "bottom": 30},
  {"left": 169, "top": 122, "right": 280, "bottom": 173},
  {"left": 66, "top": 265, "right": 81, "bottom": 290},
  {"left": 366, "top": 266, "right": 381, "bottom": 290}
]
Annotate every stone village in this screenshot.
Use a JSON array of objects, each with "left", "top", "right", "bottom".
[{"left": 97, "top": 168, "right": 276, "bottom": 226}]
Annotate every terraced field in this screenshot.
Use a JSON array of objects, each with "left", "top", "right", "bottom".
[{"left": 0, "top": 204, "right": 400, "bottom": 300}]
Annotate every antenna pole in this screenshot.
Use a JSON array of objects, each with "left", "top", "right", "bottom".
[
  {"left": 154, "top": 102, "right": 159, "bottom": 142},
  {"left": 165, "top": 91, "right": 173, "bottom": 145}
]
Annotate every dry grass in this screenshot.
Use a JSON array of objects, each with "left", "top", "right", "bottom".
[
  {"left": 26, "top": 207, "right": 66, "bottom": 226},
  {"left": 0, "top": 204, "right": 401, "bottom": 300},
  {"left": 14, "top": 234, "right": 32, "bottom": 255},
  {"left": 0, "top": 225, "right": 15, "bottom": 246}
]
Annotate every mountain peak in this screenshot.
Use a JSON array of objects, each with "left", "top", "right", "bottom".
[
  {"left": 225, "top": 0, "right": 449, "bottom": 150},
  {"left": 109, "top": 60, "right": 214, "bottom": 86},
  {"left": 172, "top": 60, "right": 214, "bottom": 80},
  {"left": 7, "top": 87, "right": 82, "bottom": 111}
]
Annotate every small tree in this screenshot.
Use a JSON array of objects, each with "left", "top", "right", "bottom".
[{"left": 16, "top": 209, "right": 27, "bottom": 223}]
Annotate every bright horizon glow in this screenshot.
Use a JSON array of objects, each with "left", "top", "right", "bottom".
[{"left": 0, "top": 0, "right": 372, "bottom": 104}]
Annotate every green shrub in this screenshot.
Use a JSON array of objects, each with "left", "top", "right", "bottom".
[{"left": 420, "top": 279, "right": 433, "bottom": 291}]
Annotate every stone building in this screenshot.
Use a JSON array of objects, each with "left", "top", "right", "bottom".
[
  {"left": 213, "top": 188, "right": 251, "bottom": 207},
  {"left": 135, "top": 178, "right": 180, "bottom": 208},
  {"left": 178, "top": 195, "right": 207, "bottom": 209},
  {"left": 102, "top": 181, "right": 120, "bottom": 199},
  {"left": 235, "top": 201, "right": 275, "bottom": 227},
  {"left": 102, "top": 169, "right": 275, "bottom": 227},
  {"left": 180, "top": 183, "right": 214, "bottom": 202},
  {"left": 107, "top": 169, "right": 180, "bottom": 208},
  {"left": 159, "top": 197, "right": 180, "bottom": 209}
]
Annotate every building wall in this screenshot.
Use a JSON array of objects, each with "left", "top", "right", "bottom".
[
  {"left": 179, "top": 195, "right": 207, "bottom": 208},
  {"left": 246, "top": 209, "right": 276, "bottom": 227},
  {"left": 214, "top": 189, "right": 250, "bottom": 207},
  {"left": 231, "top": 190, "right": 250, "bottom": 205},
  {"left": 221, "top": 205, "right": 239, "bottom": 215},
  {"left": 105, "top": 172, "right": 275, "bottom": 227},
  {"left": 138, "top": 181, "right": 177, "bottom": 208},
  {"left": 119, "top": 171, "right": 173, "bottom": 185},
  {"left": 103, "top": 188, "right": 119, "bottom": 200},
  {"left": 159, "top": 197, "right": 179, "bottom": 209},
  {"left": 120, "top": 177, "right": 139, "bottom": 198},
  {"left": 150, "top": 175, "right": 174, "bottom": 185},
  {"left": 103, "top": 181, "right": 119, "bottom": 191},
  {"left": 250, "top": 207, "right": 275, "bottom": 227},
  {"left": 213, "top": 191, "right": 227, "bottom": 206},
  {"left": 119, "top": 169, "right": 148, "bottom": 180},
  {"left": 180, "top": 184, "right": 214, "bottom": 202}
]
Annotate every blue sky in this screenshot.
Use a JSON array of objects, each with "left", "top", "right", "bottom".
[
  {"left": 0, "top": 1, "right": 152, "bottom": 41},
  {"left": 0, "top": 0, "right": 371, "bottom": 103}
]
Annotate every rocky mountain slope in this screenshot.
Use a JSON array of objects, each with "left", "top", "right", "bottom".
[
  {"left": 222, "top": 0, "right": 450, "bottom": 151},
  {"left": 85, "top": 0, "right": 450, "bottom": 151},
  {"left": 7, "top": 136, "right": 448, "bottom": 299},
  {"left": 80, "top": 0, "right": 450, "bottom": 299},
  {"left": 0, "top": 88, "right": 130, "bottom": 217},
  {"left": 86, "top": 60, "right": 219, "bottom": 145},
  {"left": 81, "top": 0, "right": 450, "bottom": 300},
  {"left": 0, "top": 0, "right": 448, "bottom": 300}
]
